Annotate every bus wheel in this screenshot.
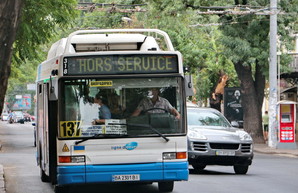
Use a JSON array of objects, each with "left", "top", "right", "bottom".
[
  {"left": 40, "top": 168, "right": 50, "bottom": 182},
  {"left": 158, "top": 181, "right": 174, "bottom": 192}
]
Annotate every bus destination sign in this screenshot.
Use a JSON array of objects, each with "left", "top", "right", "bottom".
[{"left": 62, "top": 54, "right": 179, "bottom": 75}]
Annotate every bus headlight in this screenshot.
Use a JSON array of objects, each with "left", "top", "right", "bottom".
[{"left": 163, "top": 152, "right": 187, "bottom": 160}]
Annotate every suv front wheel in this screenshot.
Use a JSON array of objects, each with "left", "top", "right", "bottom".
[
  {"left": 192, "top": 164, "right": 206, "bottom": 172},
  {"left": 233, "top": 165, "right": 249, "bottom": 174}
]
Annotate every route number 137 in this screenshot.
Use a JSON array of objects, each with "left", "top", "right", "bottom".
[{"left": 60, "top": 121, "right": 81, "bottom": 137}]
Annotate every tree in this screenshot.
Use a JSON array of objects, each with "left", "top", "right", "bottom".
[
  {"left": 53, "top": 0, "right": 239, "bottom": 104},
  {"left": 219, "top": 12, "right": 268, "bottom": 140},
  {"left": 0, "top": 0, "right": 23, "bottom": 114},
  {"left": 0, "top": 0, "right": 78, "bottom": 114},
  {"left": 145, "top": 0, "right": 298, "bottom": 141},
  {"left": 213, "top": 0, "right": 297, "bottom": 141},
  {"left": 143, "top": 0, "right": 238, "bottom": 102}
]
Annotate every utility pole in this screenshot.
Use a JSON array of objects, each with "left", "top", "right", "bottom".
[{"left": 268, "top": 0, "right": 278, "bottom": 148}]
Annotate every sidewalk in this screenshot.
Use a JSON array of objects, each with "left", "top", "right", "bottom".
[
  {"left": 0, "top": 165, "right": 4, "bottom": 193},
  {"left": 254, "top": 142, "right": 298, "bottom": 158},
  {"left": 0, "top": 144, "right": 5, "bottom": 193}
]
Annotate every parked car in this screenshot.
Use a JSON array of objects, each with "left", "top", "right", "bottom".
[
  {"left": 1, "top": 113, "right": 9, "bottom": 121},
  {"left": 187, "top": 103, "right": 253, "bottom": 174},
  {"left": 23, "top": 112, "right": 32, "bottom": 122},
  {"left": 14, "top": 111, "right": 25, "bottom": 124},
  {"left": 30, "top": 115, "right": 35, "bottom": 121}
]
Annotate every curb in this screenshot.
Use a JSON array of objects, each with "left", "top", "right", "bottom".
[
  {"left": 254, "top": 150, "right": 298, "bottom": 158},
  {"left": 254, "top": 145, "right": 298, "bottom": 158},
  {"left": 0, "top": 165, "right": 5, "bottom": 193},
  {"left": 0, "top": 144, "right": 5, "bottom": 193}
]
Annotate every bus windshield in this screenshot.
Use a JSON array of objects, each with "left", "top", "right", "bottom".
[{"left": 59, "top": 77, "right": 184, "bottom": 139}]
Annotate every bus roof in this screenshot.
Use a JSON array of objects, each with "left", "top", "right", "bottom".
[
  {"left": 37, "top": 29, "right": 183, "bottom": 82},
  {"left": 47, "top": 29, "right": 175, "bottom": 60}
]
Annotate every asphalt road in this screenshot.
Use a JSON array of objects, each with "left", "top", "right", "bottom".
[{"left": 0, "top": 121, "right": 298, "bottom": 193}]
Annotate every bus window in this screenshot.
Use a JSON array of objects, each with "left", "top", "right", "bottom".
[
  {"left": 63, "top": 85, "right": 80, "bottom": 121},
  {"left": 59, "top": 77, "right": 184, "bottom": 138}
]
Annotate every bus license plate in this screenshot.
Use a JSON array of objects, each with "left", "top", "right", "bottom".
[
  {"left": 112, "top": 174, "right": 140, "bottom": 182},
  {"left": 216, "top": 150, "right": 235, "bottom": 156}
]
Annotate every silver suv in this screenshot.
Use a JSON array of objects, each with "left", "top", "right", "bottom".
[{"left": 187, "top": 104, "right": 253, "bottom": 174}]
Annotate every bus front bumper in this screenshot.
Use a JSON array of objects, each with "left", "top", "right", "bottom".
[{"left": 57, "top": 162, "right": 188, "bottom": 185}]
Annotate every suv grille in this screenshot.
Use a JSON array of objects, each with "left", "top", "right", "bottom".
[
  {"left": 241, "top": 144, "right": 252, "bottom": 153},
  {"left": 209, "top": 143, "right": 239, "bottom": 150},
  {"left": 193, "top": 142, "right": 207, "bottom": 151}
]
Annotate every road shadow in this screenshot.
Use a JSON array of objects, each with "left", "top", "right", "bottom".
[
  {"left": 54, "top": 183, "right": 161, "bottom": 193},
  {"left": 189, "top": 168, "right": 235, "bottom": 175}
]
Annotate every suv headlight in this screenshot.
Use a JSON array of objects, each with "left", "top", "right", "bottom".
[
  {"left": 188, "top": 130, "right": 207, "bottom": 140},
  {"left": 238, "top": 131, "right": 252, "bottom": 141}
]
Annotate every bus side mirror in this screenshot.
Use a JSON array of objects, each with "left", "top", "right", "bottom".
[
  {"left": 185, "top": 74, "right": 194, "bottom": 97},
  {"left": 49, "top": 77, "right": 58, "bottom": 101}
]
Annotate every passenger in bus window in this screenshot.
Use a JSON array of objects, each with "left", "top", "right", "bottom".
[
  {"left": 109, "top": 92, "right": 123, "bottom": 119},
  {"left": 131, "top": 88, "right": 180, "bottom": 119},
  {"left": 92, "top": 93, "right": 111, "bottom": 124}
]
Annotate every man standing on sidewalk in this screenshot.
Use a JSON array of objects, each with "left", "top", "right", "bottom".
[{"left": 262, "top": 111, "right": 269, "bottom": 142}]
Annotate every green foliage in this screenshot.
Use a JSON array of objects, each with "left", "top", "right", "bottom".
[
  {"left": 7, "top": 0, "right": 79, "bottom": 112},
  {"left": 14, "top": 0, "right": 78, "bottom": 63},
  {"left": 143, "top": 0, "right": 238, "bottom": 100},
  {"left": 76, "top": 10, "right": 123, "bottom": 29},
  {"left": 7, "top": 0, "right": 297, "bottom": 109},
  {"left": 218, "top": 0, "right": 298, "bottom": 76}
]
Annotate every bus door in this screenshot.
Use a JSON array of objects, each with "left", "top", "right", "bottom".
[{"left": 37, "top": 83, "right": 50, "bottom": 177}]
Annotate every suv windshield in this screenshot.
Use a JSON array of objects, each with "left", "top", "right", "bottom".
[
  {"left": 59, "top": 77, "right": 184, "bottom": 138},
  {"left": 187, "top": 108, "right": 230, "bottom": 127}
]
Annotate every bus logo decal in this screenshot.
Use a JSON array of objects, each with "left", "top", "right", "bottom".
[
  {"left": 111, "top": 142, "right": 138, "bottom": 151},
  {"left": 125, "top": 142, "right": 138, "bottom": 150}
]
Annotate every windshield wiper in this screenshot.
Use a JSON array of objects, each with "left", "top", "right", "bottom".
[
  {"left": 127, "top": 123, "right": 169, "bottom": 142},
  {"left": 75, "top": 133, "right": 127, "bottom": 145},
  {"left": 75, "top": 123, "right": 169, "bottom": 145},
  {"left": 75, "top": 134, "right": 104, "bottom": 145}
]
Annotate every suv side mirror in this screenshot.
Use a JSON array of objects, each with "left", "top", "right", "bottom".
[{"left": 231, "top": 121, "right": 239, "bottom": 128}]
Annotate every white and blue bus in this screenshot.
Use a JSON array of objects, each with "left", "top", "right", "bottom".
[{"left": 36, "top": 29, "right": 193, "bottom": 192}]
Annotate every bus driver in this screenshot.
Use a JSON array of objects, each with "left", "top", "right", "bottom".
[
  {"left": 92, "top": 93, "right": 111, "bottom": 124},
  {"left": 131, "top": 88, "right": 180, "bottom": 119}
]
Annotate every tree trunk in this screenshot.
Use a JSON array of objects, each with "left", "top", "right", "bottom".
[
  {"left": 0, "top": 0, "right": 23, "bottom": 114},
  {"left": 254, "top": 60, "right": 266, "bottom": 142},
  {"left": 254, "top": 60, "right": 265, "bottom": 110},
  {"left": 234, "top": 62, "right": 264, "bottom": 142}
]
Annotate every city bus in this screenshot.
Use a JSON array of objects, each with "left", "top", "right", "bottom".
[{"left": 35, "top": 29, "right": 193, "bottom": 193}]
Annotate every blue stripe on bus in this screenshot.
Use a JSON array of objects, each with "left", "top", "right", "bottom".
[
  {"left": 57, "top": 162, "right": 188, "bottom": 185},
  {"left": 73, "top": 146, "right": 85, "bottom": 151}
]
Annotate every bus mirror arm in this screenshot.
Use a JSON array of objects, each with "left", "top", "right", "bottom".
[{"left": 49, "top": 76, "right": 58, "bottom": 101}]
